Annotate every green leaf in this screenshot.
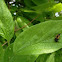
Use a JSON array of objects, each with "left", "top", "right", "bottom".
[
  {"left": 50, "top": 3, "right": 62, "bottom": 13},
  {"left": 15, "top": 20, "right": 23, "bottom": 37},
  {"left": 36, "top": 54, "right": 50, "bottom": 62},
  {"left": 51, "top": 16, "right": 62, "bottom": 20},
  {"left": 0, "top": 0, "right": 14, "bottom": 41},
  {"left": 23, "top": 12, "right": 44, "bottom": 22},
  {"left": 17, "top": 17, "right": 33, "bottom": 31},
  {"left": 21, "top": 8, "right": 35, "bottom": 13},
  {"left": 32, "top": 3, "right": 62, "bottom": 14},
  {"left": 32, "top": 0, "right": 54, "bottom": 5},
  {"left": 0, "top": 44, "right": 4, "bottom": 62},
  {"left": 13, "top": 20, "right": 62, "bottom": 55},
  {"left": 46, "top": 53, "right": 55, "bottom": 62},
  {"left": 36, "top": 53, "right": 55, "bottom": 62},
  {"left": 17, "top": 17, "right": 33, "bottom": 26},
  {"left": 55, "top": 49, "right": 62, "bottom": 62},
  {"left": 24, "top": 0, "right": 36, "bottom": 8},
  {"left": 4, "top": 44, "right": 38, "bottom": 62},
  {"left": 32, "top": 2, "right": 55, "bottom": 14},
  {"left": 42, "top": 11, "right": 54, "bottom": 20}
]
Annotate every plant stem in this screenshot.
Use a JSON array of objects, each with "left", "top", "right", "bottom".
[
  {"left": 8, "top": 41, "right": 10, "bottom": 46},
  {"left": 2, "top": 41, "right": 8, "bottom": 46}
]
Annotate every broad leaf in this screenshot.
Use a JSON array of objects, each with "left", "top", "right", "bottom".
[
  {"left": 0, "top": 0, "right": 14, "bottom": 41},
  {"left": 13, "top": 20, "right": 62, "bottom": 55}
]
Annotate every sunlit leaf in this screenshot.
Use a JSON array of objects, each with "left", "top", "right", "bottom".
[
  {"left": 13, "top": 20, "right": 62, "bottom": 55},
  {"left": 50, "top": 3, "right": 62, "bottom": 13},
  {"left": 0, "top": 0, "right": 14, "bottom": 41}
]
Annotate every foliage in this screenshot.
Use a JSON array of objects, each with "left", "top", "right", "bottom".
[{"left": 0, "top": 0, "right": 62, "bottom": 62}]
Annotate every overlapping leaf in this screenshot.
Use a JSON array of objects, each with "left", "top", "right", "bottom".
[
  {"left": 32, "top": 2, "right": 55, "bottom": 13},
  {"left": 46, "top": 53, "right": 55, "bottom": 62},
  {"left": 55, "top": 49, "right": 62, "bottom": 62},
  {"left": 24, "top": 0, "right": 36, "bottom": 8},
  {"left": 35, "top": 54, "right": 50, "bottom": 62}
]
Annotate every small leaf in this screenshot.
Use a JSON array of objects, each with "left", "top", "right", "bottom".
[
  {"left": 21, "top": 8, "right": 35, "bottom": 12},
  {"left": 17, "top": 17, "right": 33, "bottom": 30},
  {"left": 55, "top": 49, "right": 62, "bottom": 62},
  {"left": 46, "top": 53, "right": 55, "bottom": 62},
  {"left": 36, "top": 54, "right": 50, "bottom": 62},
  {"left": 15, "top": 20, "right": 22, "bottom": 37},
  {"left": 13, "top": 20, "right": 62, "bottom": 55},
  {"left": 17, "top": 17, "right": 33, "bottom": 26}
]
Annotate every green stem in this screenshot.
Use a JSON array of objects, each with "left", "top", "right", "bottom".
[{"left": 8, "top": 41, "right": 10, "bottom": 46}]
